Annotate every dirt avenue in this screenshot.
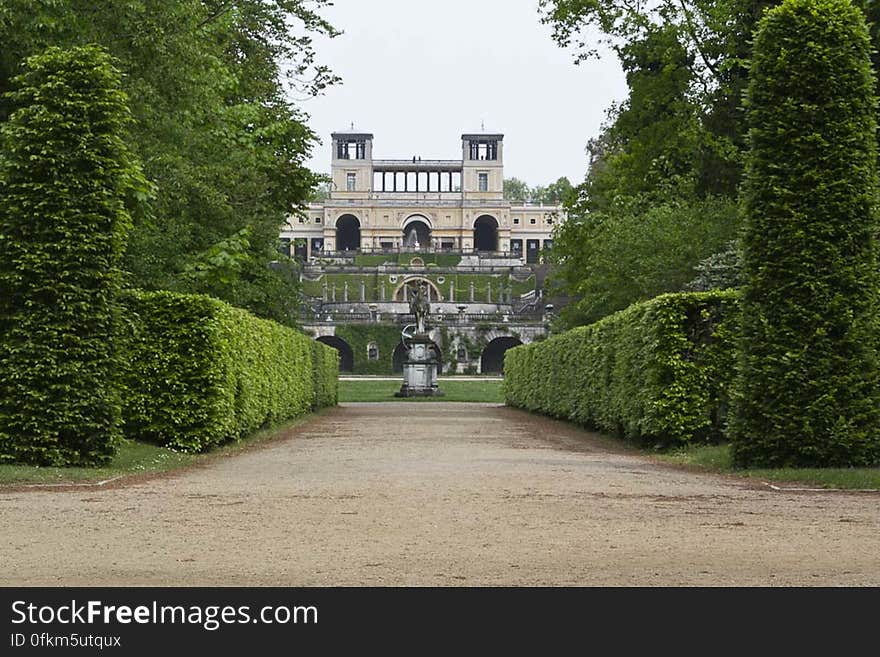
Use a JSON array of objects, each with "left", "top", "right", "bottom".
[{"left": 1, "top": 403, "right": 878, "bottom": 586}]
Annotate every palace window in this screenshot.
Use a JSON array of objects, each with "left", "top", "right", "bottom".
[
  {"left": 346, "top": 173, "right": 356, "bottom": 191},
  {"left": 316, "top": 216, "right": 322, "bottom": 223},
  {"left": 457, "top": 345, "right": 468, "bottom": 361},
  {"left": 478, "top": 173, "right": 488, "bottom": 192},
  {"left": 530, "top": 217, "right": 536, "bottom": 225},
  {"left": 513, "top": 217, "right": 520, "bottom": 225},
  {"left": 367, "top": 342, "right": 379, "bottom": 361}
]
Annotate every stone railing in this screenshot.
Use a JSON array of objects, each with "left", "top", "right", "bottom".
[{"left": 299, "top": 311, "right": 546, "bottom": 325}]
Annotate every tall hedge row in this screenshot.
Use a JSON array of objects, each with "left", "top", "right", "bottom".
[
  {"left": 311, "top": 338, "right": 340, "bottom": 410},
  {"left": 504, "top": 291, "right": 738, "bottom": 446},
  {"left": 0, "top": 46, "right": 141, "bottom": 466},
  {"left": 730, "top": 0, "right": 880, "bottom": 467},
  {"left": 122, "top": 291, "right": 338, "bottom": 452}
]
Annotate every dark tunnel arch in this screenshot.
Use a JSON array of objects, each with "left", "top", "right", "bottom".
[
  {"left": 317, "top": 335, "right": 354, "bottom": 372},
  {"left": 480, "top": 336, "right": 523, "bottom": 374}
]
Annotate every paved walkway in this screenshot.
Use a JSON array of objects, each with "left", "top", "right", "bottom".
[{"left": 1, "top": 403, "right": 878, "bottom": 585}]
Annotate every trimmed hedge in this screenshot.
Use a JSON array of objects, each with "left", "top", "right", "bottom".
[
  {"left": 504, "top": 291, "right": 738, "bottom": 446},
  {"left": 122, "top": 291, "right": 337, "bottom": 452},
  {"left": 311, "top": 338, "right": 339, "bottom": 410},
  {"left": 0, "top": 46, "right": 141, "bottom": 466},
  {"left": 731, "top": 0, "right": 880, "bottom": 467}
]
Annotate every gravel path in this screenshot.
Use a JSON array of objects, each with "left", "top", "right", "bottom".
[{"left": 2, "top": 403, "right": 878, "bottom": 586}]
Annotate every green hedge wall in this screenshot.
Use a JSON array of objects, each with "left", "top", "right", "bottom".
[
  {"left": 311, "top": 339, "right": 339, "bottom": 409},
  {"left": 0, "top": 46, "right": 143, "bottom": 466},
  {"left": 730, "top": 0, "right": 880, "bottom": 467},
  {"left": 122, "top": 291, "right": 337, "bottom": 452},
  {"left": 504, "top": 291, "right": 738, "bottom": 446}
]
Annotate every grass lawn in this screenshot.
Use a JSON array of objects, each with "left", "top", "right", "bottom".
[
  {"left": 0, "top": 440, "right": 197, "bottom": 486},
  {"left": 658, "top": 443, "right": 880, "bottom": 490},
  {"left": 0, "top": 415, "right": 317, "bottom": 487},
  {"left": 339, "top": 378, "right": 503, "bottom": 403}
]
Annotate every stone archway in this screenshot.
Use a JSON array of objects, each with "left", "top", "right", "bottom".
[
  {"left": 335, "top": 214, "right": 360, "bottom": 252},
  {"left": 402, "top": 215, "right": 431, "bottom": 249},
  {"left": 317, "top": 336, "right": 354, "bottom": 372},
  {"left": 393, "top": 277, "right": 443, "bottom": 302},
  {"left": 480, "top": 336, "right": 522, "bottom": 374},
  {"left": 473, "top": 215, "right": 499, "bottom": 252},
  {"left": 392, "top": 341, "right": 408, "bottom": 373}
]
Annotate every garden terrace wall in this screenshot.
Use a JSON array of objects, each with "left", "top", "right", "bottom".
[
  {"left": 122, "top": 291, "right": 338, "bottom": 452},
  {"left": 503, "top": 291, "right": 738, "bottom": 446}
]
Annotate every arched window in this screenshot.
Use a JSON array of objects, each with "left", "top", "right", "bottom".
[
  {"left": 457, "top": 345, "right": 468, "bottom": 361},
  {"left": 402, "top": 217, "right": 431, "bottom": 249},
  {"left": 367, "top": 342, "right": 379, "bottom": 361}
]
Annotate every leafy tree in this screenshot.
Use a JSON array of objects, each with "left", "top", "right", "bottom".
[
  {"left": 309, "top": 175, "right": 332, "bottom": 202},
  {"left": 504, "top": 176, "right": 574, "bottom": 204},
  {"left": 0, "top": 1, "right": 339, "bottom": 325},
  {"left": 730, "top": 0, "right": 880, "bottom": 467},
  {"left": 504, "top": 177, "right": 530, "bottom": 202},
  {"left": 685, "top": 241, "right": 743, "bottom": 291},
  {"left": 548, "top": 194, "right": 740, "bottom": 327},
  {"left": 582, "top": 24, "right": 715, "bottom": 210},
  {"left": 534, "top": 177, "right": 575, "bottom": 204},
  {"left": 540, "top": 1, "right": 880, "bottom": 203},
  {"left": 0, "top": 46, "right": 147, "bottom": 465}
]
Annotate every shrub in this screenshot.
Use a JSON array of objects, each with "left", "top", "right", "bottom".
[
  {"left": 504, "top": 291, "right": 738, "bottom": 446},
  {"left": 730, "top": 0, "right": 880, "bottom": 467},
  {"left": 121, "top": 291, "right": 337, "bottom": 452},
  {"left": 0, "top": 46, "right": 144, "bottom": 466}
]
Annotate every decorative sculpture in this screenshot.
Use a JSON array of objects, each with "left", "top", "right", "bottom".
[
  {"left": 409, "top": 282, "right": 430, "bottom": 335},
  {"left": 395, "top": 281, "right": 443, "bottom": 397}
]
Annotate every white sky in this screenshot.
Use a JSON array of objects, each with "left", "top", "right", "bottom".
[{"left": 296, "top": 0, "right": 627, "bottom": 186}]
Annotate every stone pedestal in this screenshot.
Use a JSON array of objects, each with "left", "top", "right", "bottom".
[{"left": 395, "top": 334, "right": 444, "bottom": 397}]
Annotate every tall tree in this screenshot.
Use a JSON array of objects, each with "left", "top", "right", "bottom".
[
  {"left": 503, "top": 177, "right": 530, "bottom": 202},
  {"left": 549, "top": 195, "right": 739, "bottom": 327},
  {"left": 534, "top": 177, "right": 575, "bottom": 204},
  {"left": 0, "top": 1, "right": 339, "bottom": 326}
]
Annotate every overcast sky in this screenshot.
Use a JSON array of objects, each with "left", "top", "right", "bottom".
[{"left": 295, "top": 0, "right": 627, "bottom": 186}]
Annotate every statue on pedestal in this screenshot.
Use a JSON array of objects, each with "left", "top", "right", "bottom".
[
  {"left": 396, "top": 282, "right": 443, "bottom": 398},
  {"left": 409, "top": 282, "right": 430, "bottom": 335}
]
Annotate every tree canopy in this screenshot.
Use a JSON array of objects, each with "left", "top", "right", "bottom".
[
  {"left": 0, "top": 1, "right": 339, "bottom": 326},
  {"left": 540, "top": 0, "right": 880, "bottom": 328},
  {"left": 504, "top": 176, "right": 574, "bottom": 204}
]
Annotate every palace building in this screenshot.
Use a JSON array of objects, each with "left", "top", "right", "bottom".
[
  {"left": 281, "top": 130, "right": 563, "bottom": 263},
  {"left": 289, "top": 130, "right": 563, "bottom": 376}
]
